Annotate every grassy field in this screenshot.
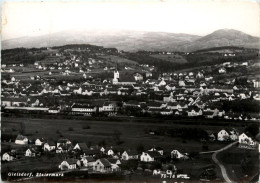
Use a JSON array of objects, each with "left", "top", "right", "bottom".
[
  {"left": 217, "top": 145, "right": 259, "bottom": 182},
  {"left": 1, "top": 117, "right": 236, "bottom": 153},
  {"left": 99, "top": 55, "right": 138, "bottom": 65},
  {"left": 150, "top": 54, "right": 188, "bottom": 64}
]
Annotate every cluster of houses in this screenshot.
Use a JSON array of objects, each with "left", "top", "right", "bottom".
[
  {"left": 2, "top": 135, "right": 190, "bottom": 174},
  {"left": 2, "top": 47, "right": 259, "bottom": 120},
  {"left": 3, "top": 129, "right": 258, "bottom": 168},
  {"left": 2, "top": 61, "right": 260, "bottom": 120}
]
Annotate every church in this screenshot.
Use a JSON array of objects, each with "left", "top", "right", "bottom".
[{"left": 112, "top": 70, "right": 136, "bottom": 85}]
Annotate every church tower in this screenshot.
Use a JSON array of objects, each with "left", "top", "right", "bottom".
[
  {"left": 114, "top": 70, "right": 119, "bottom": 80},
  {"left": 113, "top": 70, "right": 119, "bottom": 84}
]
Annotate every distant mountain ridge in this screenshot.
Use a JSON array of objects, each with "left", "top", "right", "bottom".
[{"left": 2, "top": 29, "right": 259, "bottom": 52}]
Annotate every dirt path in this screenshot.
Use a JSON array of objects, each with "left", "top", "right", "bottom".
[{"left": 212, "top": 141, "right": 238, "bottom": 183}]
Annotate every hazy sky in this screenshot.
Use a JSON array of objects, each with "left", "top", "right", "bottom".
[{"left": 1, "top": 0, "right": 260, "bottom": 40}]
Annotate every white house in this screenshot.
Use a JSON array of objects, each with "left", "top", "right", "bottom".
[
  {"left": 239, "top": 133, "right": 257, "bottom": 146},
  {"left": 81, "top": 156, "right": 95, "bottom": 167},
  {"left": 217, "top": 129, "right": 230, "bottom": 141},
  {"left": 134, "top": 73, "right": 143, "bottom": 81},
  {"left": 25, "top": 148, "right": 36, "bottom": 157},
  {"left": 187, "top": 108, "right": 203, "bottom": 117},
  {"left": 73, "top": 143, "right": 89, "bottom": 152},
  {"left": 44, "top": 142, "right": 56, "bottom": 151},
  {"left": 2, "top": 152, "right": 15, "bottom": 161},
  {"left": 153, "top": 169, "right": 162, "bottom": 175},
  {"left": 219, "top": 68, "right": 226, "bottom": 74},
  {"left": 140, "top": 151, "right": 161, "bottom": 162},
  {"left": 93, "top": 158, "right": 112, "bottom": 173},
  {"left": 15, "top": 135, "right": 28, "bottom": 145},
  {"left": 107, "top": 158, "right": 121, "bottom": 172},
  {"left": 121, "top": 150, "right": 139, "bottom": 160},
  {"left": 171, "top": 150, "right": 188, "bottom": 160},
  {"left": 106, "top": 148, "right": 114, "bottom": 156},
  {"left": 59, "top": 159, "right": 80, "bottom": 170},
  {"left": 35, "top": 138, "right": 46, "bottom": 146}
]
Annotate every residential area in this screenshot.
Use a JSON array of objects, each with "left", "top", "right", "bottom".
[{"left": 1, "top": 44, "right": 260, "bottom": 182}]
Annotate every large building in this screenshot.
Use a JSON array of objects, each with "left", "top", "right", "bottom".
[{"left": 112, "top": 70, "right": 136, "bottom": 85}]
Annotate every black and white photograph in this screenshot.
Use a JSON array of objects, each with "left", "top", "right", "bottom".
[{"left": 1, "top": 0, "right": 260, "bottom": 182}]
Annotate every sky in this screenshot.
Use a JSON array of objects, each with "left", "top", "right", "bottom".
[{"left": 1, "top": 0, "right": 260, "bottom": 40}]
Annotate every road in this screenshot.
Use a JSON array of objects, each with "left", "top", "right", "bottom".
[{"left": 212, "top": 141, "right": 238, "bottom": 183}]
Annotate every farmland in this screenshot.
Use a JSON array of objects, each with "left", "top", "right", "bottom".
[
  {"left": 2, "top": 117, "right": 243, "bottom": 153},
  {"left": 150, "top": 54, "right": 188, "bottom": 64}
]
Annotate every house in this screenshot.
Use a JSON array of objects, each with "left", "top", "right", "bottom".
[
  {"left": 217, "top": 129, "right": 230, "bottom": 141},
  {"left": 73, "top": 143, "right": 89, "bottom": 152},
  {"left": 99, "top": 101, "right": 118, "bottom": 116},
  {"left": 146, "top": 72, "right": 152, "bottom": 78},
  {"left": 93, "top": 158, "right": 112, "bottom": 173},
  {"left": 59, "top": 158, "right": 81, "bottom": 170},
  {"left": 44, "top": 141, "right": 56, "bottom": 151},
  {"left": 81, "top": 156, "right": 95, "bottom": 167},
  {"left": 153, "top": 169, "right": 162, "bottom": 175},
  {"left": 56, "top": 144, "right": 73, "bottom": 153},
  {"left": 2, "top": 152, "right": 16, "bottom": 161},
  {"left": 35, "top": 138, "right": 46, "bottom": 146},
  {"left": 121, "top": 150, "right": 139, "bottom": 160},
  {"left": 239, "top": 133, "right": 257, "bottom": 146},
  {"left": 219, "top": 68, "right": 226, "bottom": 74},
  {"left": 105, "top": 148, "right": 115, "bottom": 156},
  {"left": 171, "top": 150, "right": 188, "bottom": 160},
  {"left": 71, "top": 103, "right": 97, "bottom": 116},
  {"left": 112, "top": 70, "right": 136, "bottom": 85},
  {"left": 134, "top": 73, "right": 144, "bottom": 81},
  {"left": 25, "top": 148, "right": 36, "bottom": 157},
  {"left": 140, "top": 151, "right": 162, "bottom": 162},
  {"left": 187, "top": 108, "right": 203, "bottom": 117},
  {"left": 57, "top": 138, "right": 72, "bottom": 147},
  {"left": 107, "top": 158, "right": 121, "bottom": 172},
  {"left": 2, "top": 98, "right": 28, "bottom": 107},
  {"left": 15, "top": 135, "right": 28, "bottom": 145},
  {"left": 148, "top": 147, "right": 163, "bottom": 155},
  {"left": 48, "top": 106, "right": 60, "bottom": 114}
]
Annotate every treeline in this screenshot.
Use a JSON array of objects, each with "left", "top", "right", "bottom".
[
  {"left": 1, "top": 48, "right": 46, "bottom": 65},
  {"left": 194, "top": 46, "right": 258, "bottom": 53},
  {"left": 123, "top": 51, "right": 258, "bottom": 73},
  {"left": 222, "top": 99, "right": 260, "bottom": 113},
  {"left": 53, "top": 44, "right": 118, "bottom": 55}
]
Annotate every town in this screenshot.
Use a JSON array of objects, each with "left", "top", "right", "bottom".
[{"left": 1, "top": 44, "right": 260, "bottom": 182}]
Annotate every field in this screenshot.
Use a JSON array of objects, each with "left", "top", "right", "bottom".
[
  {"left": 99, "top": 55, "right": 138, "bottom": 65},
  {"left": 217, "top": 145, "right": 259, "bottom": 182},
  {"left": 150, "top": 54, "right": 188, "bottom": 64},
  {"left": 2, "top": 117, "right": 240, "bottom": 153}
]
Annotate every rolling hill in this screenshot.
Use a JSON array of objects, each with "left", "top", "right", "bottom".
[{"left": 2, "top": 29, "right": 259, "bottom": 52}]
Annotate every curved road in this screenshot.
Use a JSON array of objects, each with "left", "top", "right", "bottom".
[{"left": 212, "top": 141, "right": 238, "bottom": 183}]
